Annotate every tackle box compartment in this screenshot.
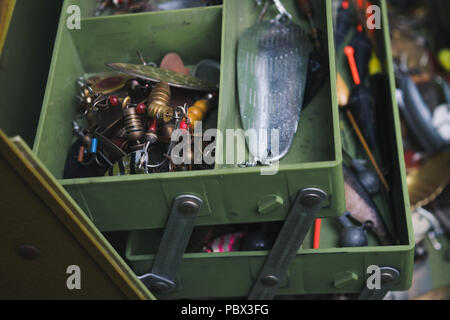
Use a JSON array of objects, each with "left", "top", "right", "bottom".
[
  {"left": 31, "top": 0, "right": 414, "bottom": 299},
  {"left": 33, "top": 0, "right": 345, "bottom": 232}
]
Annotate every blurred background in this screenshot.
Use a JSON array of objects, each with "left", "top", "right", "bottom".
[{"left": 384, "top": 0, "right": 450, "bottom": 300}]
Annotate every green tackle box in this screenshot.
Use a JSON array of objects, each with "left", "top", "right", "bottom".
[{"left": 24, "top": 0, "right": 413, "bottom": 299}]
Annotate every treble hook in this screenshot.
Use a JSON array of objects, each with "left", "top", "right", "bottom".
[
  {"left": 92, "top": 95, "right": 109, "bottom": 111},
  {"left": 145, "top": 104, "right": 188, "bottom": 170},
  {"left": 173, "top": 103, "right": 188, "bottom": 120}
]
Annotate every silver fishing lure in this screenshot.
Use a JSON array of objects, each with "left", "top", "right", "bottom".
[{"left": 237, "top": 1, "right": 311, "bottom": 164}]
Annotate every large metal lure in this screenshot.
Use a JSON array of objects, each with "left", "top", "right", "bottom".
[{"left": 237, "top": 2, "right": 311, "bottom": 164}]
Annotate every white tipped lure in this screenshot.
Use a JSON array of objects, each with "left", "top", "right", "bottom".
[{"left": 237, "top": 2, "right": 311, "bottom": 165}]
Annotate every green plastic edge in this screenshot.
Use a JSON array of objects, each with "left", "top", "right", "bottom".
[
  {"left": 32, "top": 0, "right": 67, "bottom": 154},
  {"left": 380, "top": 0, "right": 415, "bottom": 287}
]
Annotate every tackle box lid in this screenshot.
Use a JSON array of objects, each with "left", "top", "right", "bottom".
[{"left": 0, "top": 129, "right": 154, "bottom": 299}]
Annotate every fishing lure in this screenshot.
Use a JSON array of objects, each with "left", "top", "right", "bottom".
[{"left": 237, "top": 0, "right": 311, "bottom": 164}]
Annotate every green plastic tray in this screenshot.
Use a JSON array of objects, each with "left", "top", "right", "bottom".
[{"left": 33, "top": 0, "right": 345, "bottom": 232}]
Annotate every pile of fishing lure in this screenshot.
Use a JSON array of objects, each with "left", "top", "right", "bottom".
[{"left": 64, "top": 56, "right": 219, "bottom": 179}]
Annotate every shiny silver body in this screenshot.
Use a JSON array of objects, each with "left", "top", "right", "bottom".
[{"left": 237, "top": 18, "right": 311, "bottom": 164}]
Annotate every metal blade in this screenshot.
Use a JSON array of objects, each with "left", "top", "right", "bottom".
[{"left": 106, "top": 62, "right": 218, "bottom": 91}]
